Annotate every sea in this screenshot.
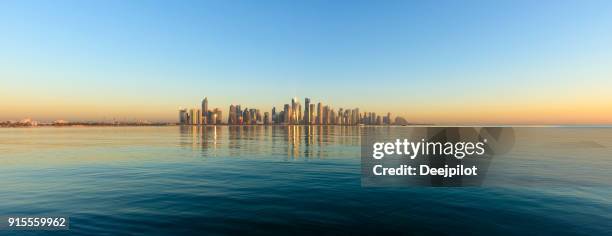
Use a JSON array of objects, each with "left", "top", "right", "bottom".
[{"left": 0, "top": 126, "right": 610, "bottom": 235}]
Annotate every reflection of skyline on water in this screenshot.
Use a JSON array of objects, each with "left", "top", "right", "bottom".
[{"left": 179, "top": 125, "right": 362, "bottom": 159}]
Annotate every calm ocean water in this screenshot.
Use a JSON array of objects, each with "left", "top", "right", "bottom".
[{"left": 0, "top": 126, "right": 610, "bottom": 235}]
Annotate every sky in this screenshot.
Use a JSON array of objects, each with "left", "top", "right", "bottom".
[{"left": 1, "top": 0, "right": 611, "bottom": 124}]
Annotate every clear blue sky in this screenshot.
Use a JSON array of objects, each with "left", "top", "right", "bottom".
[{"left": 1, "top": 0, "right": 611, "bottom": 124}]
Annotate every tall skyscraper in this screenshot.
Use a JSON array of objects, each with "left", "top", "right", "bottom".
[
  {"left": 297, "top": 103, "right": 302, "bottom": 125},
  {"left": 242, "top": 108, "right": 247, "bottom": 124},
  {"left": 189, "top": 108, "right": 200, "bottom": 125},
  {"left": 283, "top": 104, "right": 290, "bottom": 124},
  {"left": 264, "top": 112, "right": 270, "bottom": 125},
  {"left": 271, "top": 107, "right": 276, "bottom": 124},
  {"left": 179, "top": 108, "right": 188, "bottom": 124},
  {"left": 291, "top": 98, "right": 297, "bottom": 124},
  {"left": 249, "top": 108, "right": 257, "bottom": 123},
  {"left": 309, "top": 104, "right": 316, "bottom": 125},
  {"left": 214, "top": 108, "right": 222, "bottom": 124},
  {"left": 236, "top": 105, "right": 242, "bottom": 124},
  {"left": 304, "top": 98, "right": 310, "bottom": 124},
  {"left": 317, "top": 102, "right": 323, "bottom": 125},
  {"left": 323, "top": 106, "right": 330, "bottom": 125},
  {"left": 197, "top": 109, "right": 203, "bottom": 125},
  {"left": 350, "top": 109, "right": 358, "bottom": 125},
  {"left": 189, "top": 109, "right": 195, "bottom": 125},
  {"left": 201, "top": 97, "right": 208, "bottom": 125},
  {"left": 229, "top": 105, "right": 236, "bottom": 124}
]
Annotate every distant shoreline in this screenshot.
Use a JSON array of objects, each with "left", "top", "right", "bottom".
[{"left": 2, "top": 124, "right": 611, "bottom": 128}]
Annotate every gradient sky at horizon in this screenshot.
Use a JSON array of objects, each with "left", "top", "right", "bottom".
[{"left": 1, "top": 0, "right": 611, "bottom": 124}]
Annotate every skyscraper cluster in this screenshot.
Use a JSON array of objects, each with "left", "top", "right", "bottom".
[
  {"left": 228, "top": 105, "right": 265, "bottom": 125},
  {"left": 179, "top": 97, "right": 223, "bottom": 125},
  {"left": 179, "top": 97, "right": 396, "bottom": 125}
]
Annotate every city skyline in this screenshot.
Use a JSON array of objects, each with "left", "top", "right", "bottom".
[
  {"left": 2, "top": 1, "right": 612, "bottom": 124},
  {"left": 179, "top": 97, "right": 400, "bottom": 126}
]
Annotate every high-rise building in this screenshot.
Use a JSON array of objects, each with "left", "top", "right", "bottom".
[
  {"left": 309, "top": 104, "right": 316, "bottom": 125},
  {"left": 236, "top": 105, "right": 242, "bottom": 124},
  {"left": 198, "top": 109, "right": 203, "bottom": 124},
  {"left": 323, "top": 106, "right": 330, "bottom": 125},
  {"left": 347, "top": 110, "right": 351, "bottom": 125},
  {"left": 228, "top": 105, "right": 234, "bottom": 124},
  {"left": 243, "top": 109, "right": 250, "bottom": 125},
  {"left": 278, "top": 111, "right": 284, "bottom": 124},
  {"left": 264, "top": 112, "right": 270, "bottom": 125},
  {"left": 283, "top": 104, "right": 290, "bottom": 124},
  {"left": 201, "top": 97, "right": 208, "bottom": 125},
  {"left": 291, "top": 98, "right": 297, "bottom": 124},
  {"left": 211, "top": 112, "right": 217, "bottom": 125},
  {"left": 249, "top": 109, "right": 257, "bottom": 124},
  {"left": 188, "top": 109, "right": 194, "bottom": 125},
  {"left": 304, "top": 98, "right": 310, "bottom": 124},
  {"left": 317, "top": 102, "right": 323, "bottom": 125},
  {"left": 350, "top": 109, "right": 358, "bottom": 125},
  {"left": 297, "top": 103, "right": 302, "bottom": 125},
  {"left": 214, "top": 108, "right": 222, "bottom": 124},
  {"left": 272, "top": 107, "right": 276, "bottom": 124},
  {"left": 186, "top": 111, "right": 191, "bottom": 125},
  {"left": 189, "top": 108, "right": 200, "bottom": 125},
  {"left": 179, "top": 108, "right": 188, "bottom": 124}
]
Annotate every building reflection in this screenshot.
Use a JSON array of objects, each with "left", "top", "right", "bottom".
[
  {"left": 178, "top": 125, "right": 361, "bottom": 159},
  {"left": 179, "top": 125, "right": 220, "bottom": 156}
]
